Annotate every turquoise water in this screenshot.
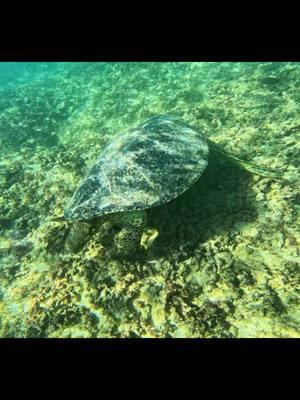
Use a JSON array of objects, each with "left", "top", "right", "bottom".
[{"left": 0, "top": 62, "right": 299, "bottom": 338}]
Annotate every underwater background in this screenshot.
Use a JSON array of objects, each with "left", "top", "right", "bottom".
[{"left": 0, "top": 61, "right": 299, "bottom": 338}]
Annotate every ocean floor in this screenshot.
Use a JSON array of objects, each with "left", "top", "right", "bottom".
[{"left": 0, "top": 62, "right": 299, "bottom": 338}]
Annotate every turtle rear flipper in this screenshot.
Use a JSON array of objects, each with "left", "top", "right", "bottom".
[
  {"left": 208, "top": 140, "right": 283, "bottom": 179},
  {"left": 228, "top": 158, "right": 283, "bottom": 179}
]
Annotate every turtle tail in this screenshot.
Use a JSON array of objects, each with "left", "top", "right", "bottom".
[{"left": 208, "top": 139, "right": 282, "bottom": 180}]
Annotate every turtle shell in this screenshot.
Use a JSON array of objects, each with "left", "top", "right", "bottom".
[{"left": 64, "top": 115, "right": 209, "bottom": 221}]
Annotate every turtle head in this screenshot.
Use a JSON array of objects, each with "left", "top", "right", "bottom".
[{"left": 49, "top": 214, "right": 66, "bottom": 222}]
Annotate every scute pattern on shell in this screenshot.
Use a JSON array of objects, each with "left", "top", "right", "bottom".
[{"left": 64, "top": 115, "right": 209, "bottom": 221}]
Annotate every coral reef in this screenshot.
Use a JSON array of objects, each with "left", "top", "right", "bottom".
[{"left": 0, "top": 62, "right": 299, "bottom": 338}]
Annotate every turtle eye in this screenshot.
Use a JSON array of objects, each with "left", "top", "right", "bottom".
[{"left": 99, "top": 221, "right": 113, "bottom": 233}]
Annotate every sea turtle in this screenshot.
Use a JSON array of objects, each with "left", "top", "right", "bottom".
[{"left": 63, "top": 114, "right": 280, "bottom": 257}]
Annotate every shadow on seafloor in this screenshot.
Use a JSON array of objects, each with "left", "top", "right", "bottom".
[{"left": 146, "top": 151, "right": 258, "bottom": 262}]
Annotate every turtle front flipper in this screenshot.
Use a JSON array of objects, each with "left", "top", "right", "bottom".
[
  {"left": 110, "top": 210, "right": 147, "bottom": 258},
  {"left": 65, "top": 221, "right": 94, "bottom": 253}
]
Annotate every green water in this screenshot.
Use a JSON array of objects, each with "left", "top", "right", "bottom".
[{"left": 0, "top": 62, "right": 299, "bottom": 338}]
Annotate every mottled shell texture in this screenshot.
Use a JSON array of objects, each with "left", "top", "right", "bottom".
[{"left": 64, "top": 115, "right": 209, "bottom": 221}]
